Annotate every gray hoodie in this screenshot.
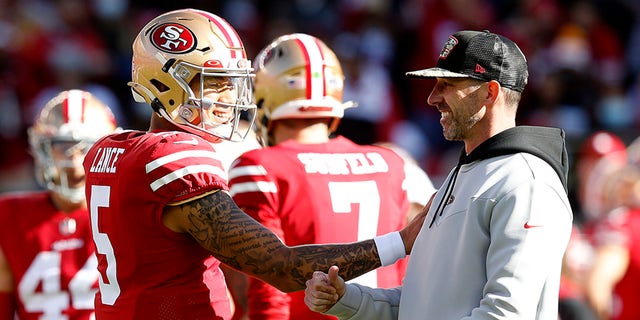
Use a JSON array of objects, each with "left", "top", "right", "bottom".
[{"left": 326, "top": 126, "right": 573, "bottom": 320}]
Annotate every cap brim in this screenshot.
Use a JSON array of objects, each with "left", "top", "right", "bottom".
[{"left": 405, "top": 67, "right": 470, "bottom": 79}]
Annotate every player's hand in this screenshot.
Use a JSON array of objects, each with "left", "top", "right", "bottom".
[
  {"left": 399, "top": 192, "right": 434, "bottom": 254},
  {"left": 304, "top": 266, "right": 345, "bottom": 313}
]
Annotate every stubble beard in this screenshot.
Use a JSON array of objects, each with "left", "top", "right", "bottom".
[{"left": 442, "top": 111, "right": 481, "bottom": 142}]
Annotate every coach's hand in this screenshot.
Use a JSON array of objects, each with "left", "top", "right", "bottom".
[
  {"left": 399, "top": 192, "right": 434, "bottom": 254},
  {"left": 305, "top": 266, "right": 345, "bottom": 313}
]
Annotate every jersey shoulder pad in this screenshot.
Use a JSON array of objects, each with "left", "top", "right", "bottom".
[{"left": 139, "top": 131, "right": 229, "bottom": 203}]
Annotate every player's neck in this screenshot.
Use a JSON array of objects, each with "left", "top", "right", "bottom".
[
  {"left": 294, "top": 132, "right": 330, "bottom": 144},
  {"left": 272, "top": 119, "right": 329, "bottom": 144},
  {"left": 274, "top": 122, "right": 330, "bottom": 145},
  {"left": 149, "top": 113, "right": 174, "bottom": 131}
]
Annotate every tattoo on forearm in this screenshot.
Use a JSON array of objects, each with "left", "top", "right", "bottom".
[{"left": 181, "top": 191, "right": 382, "bottom": 291}]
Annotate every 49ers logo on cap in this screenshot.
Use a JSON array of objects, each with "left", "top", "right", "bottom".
[
  {"left": 150, "top": 23, "right": 197, "bottom": 54},
  {"left": 439, "top": 36, "right": 458, "bottom": 59}
]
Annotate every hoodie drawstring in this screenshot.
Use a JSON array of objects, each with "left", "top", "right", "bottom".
[{"left": 429, "top": 164, "right": 461, "bottom": 228}]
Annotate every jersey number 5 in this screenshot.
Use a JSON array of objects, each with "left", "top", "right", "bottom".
[{"left": 89, "top": 185, "right": 121, "bottom": 305}]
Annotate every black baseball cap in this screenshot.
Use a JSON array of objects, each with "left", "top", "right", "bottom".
[{"left": 406, "top": 30, "right": 528, "bottom": 92}]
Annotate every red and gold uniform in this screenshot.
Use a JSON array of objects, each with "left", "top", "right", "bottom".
[
  {"left": 84, "top": 130, "right": 232, "bottom": 320},
  {"left": 0, "top": 192, "right": 97, "bottom": 320},
  {"left": 229, "top": 136, "right": 409, "bottom": 319}
]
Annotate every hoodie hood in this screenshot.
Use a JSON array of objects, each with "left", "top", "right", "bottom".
[{"left": 459, "top": 126, "right": 569, "bottom": 192}]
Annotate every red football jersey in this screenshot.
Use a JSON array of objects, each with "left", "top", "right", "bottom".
[
  {"left": 592, "top": 207, "right": 640, "bottom": 320},
  {"left": 228, "top": 136, "right": 410, "bottom": 320},
  {"left": 83, "top": 130, "right": 232, "bottom": 320},
  {"left": 0, "top": 191, "right": 98, "bottom": 320}
]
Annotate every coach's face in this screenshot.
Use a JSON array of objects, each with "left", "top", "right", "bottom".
[{"left": 427, "top": 77, "right": 487, "bottom": 142}]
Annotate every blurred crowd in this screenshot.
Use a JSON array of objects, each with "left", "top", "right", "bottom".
[{"left": 2, "top": 0, "right": 640, "bottom": 318}]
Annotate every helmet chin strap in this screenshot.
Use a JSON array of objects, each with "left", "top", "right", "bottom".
[{"left": 151, "top": 98, "right": 166, "bottom": 115}]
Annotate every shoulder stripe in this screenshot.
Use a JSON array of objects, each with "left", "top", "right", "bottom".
[
  {"left": 228, "top": 164, "right": 268, "bottom": 180},
  {"left": 229, "top": 181, "right": 277, "bottom": 196},
  {"left": 150, "top": 164, "right": 226, "bottom": 191},
  {"left": 145, "top": 150, "right": 218, "bottom": 173}
]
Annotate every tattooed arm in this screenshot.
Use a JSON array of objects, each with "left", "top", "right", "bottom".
[{"left": 164, "top": 190, "right": 388, "bottom": 292}]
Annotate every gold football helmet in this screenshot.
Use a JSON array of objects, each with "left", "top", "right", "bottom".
[
  {"left": 253, "top": 33, "right": 354, "bottom": 145},
  {"left": 129, "top": 8, "right": 256, "bottom": 142},
  {"left": 28, "top": 90, "right": 118, "bottom": 203}
]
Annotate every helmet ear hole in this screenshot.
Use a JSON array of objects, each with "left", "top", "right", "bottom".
[
  {"left": 150, "top": 79, "right": 169, "bottom": 92},
  {"left": 149, "top": 79, "right": 176, "bottom": 107}
]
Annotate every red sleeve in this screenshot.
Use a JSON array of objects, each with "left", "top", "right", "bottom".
[
  {"left": 0, "top": 292, "right": 15, "bottom": 320},
  {"left": 0, "top": 198, "right": 17, "bottom": 320},
  {"left": 144, "top": 132, "right": 229, "bottom": 204},
  {"left": 228, "top": 153, "right": 280, "bottom": 228}
]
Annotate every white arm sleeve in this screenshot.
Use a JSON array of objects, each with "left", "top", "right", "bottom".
[
  {"left": 324, "top": 283, "right": 401, "bottom": 320},
  {"left": 373, "top": 231, "right": 405, "bottom": 266}
]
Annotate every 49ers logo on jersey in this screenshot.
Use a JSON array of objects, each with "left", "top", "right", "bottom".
[{"left": 150, "top": 23, "right": 197, "bottom": 54}]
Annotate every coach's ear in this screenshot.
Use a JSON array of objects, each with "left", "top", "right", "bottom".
[{"left": 485, "top": 80, "right": 501, "bottom": 105}]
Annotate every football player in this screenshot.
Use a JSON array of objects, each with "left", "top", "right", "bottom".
[
  {"left": 226, "top": 33, "right": 435, "bottom": 320},
  {"left": 0, "top": 89, "right": 118, "bottom": 319},
  {"left": 82, "top": 9, "right": 425, "bottom": 320}
]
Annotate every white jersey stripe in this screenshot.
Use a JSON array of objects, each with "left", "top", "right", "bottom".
[
  {"left": 150, "top": 164, "right": 226, "bottom": 192},
  {"left": 145, "top": 150, "right": 219, "bottom": 173},
  {"left": 228, "top": 165, "right": 268, "bottom": 180},
  {"left": 229, "top": 181, "right": 277, "bottom": 196}
]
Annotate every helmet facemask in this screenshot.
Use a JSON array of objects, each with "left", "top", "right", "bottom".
[
  {"left": 33, "top": 138, "right": 95, "bottom": 204},
  {"left": 159, "top": 60, "right": 256, "bottom": 142}
]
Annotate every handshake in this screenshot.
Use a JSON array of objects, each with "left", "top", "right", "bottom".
[{"left": 304, "top": 265, "right": 346, "bottom": 313}]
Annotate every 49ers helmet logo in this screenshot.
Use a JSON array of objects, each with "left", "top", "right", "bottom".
[{"left": 150, "top": 23, "right": 197, "bottom": 54}]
